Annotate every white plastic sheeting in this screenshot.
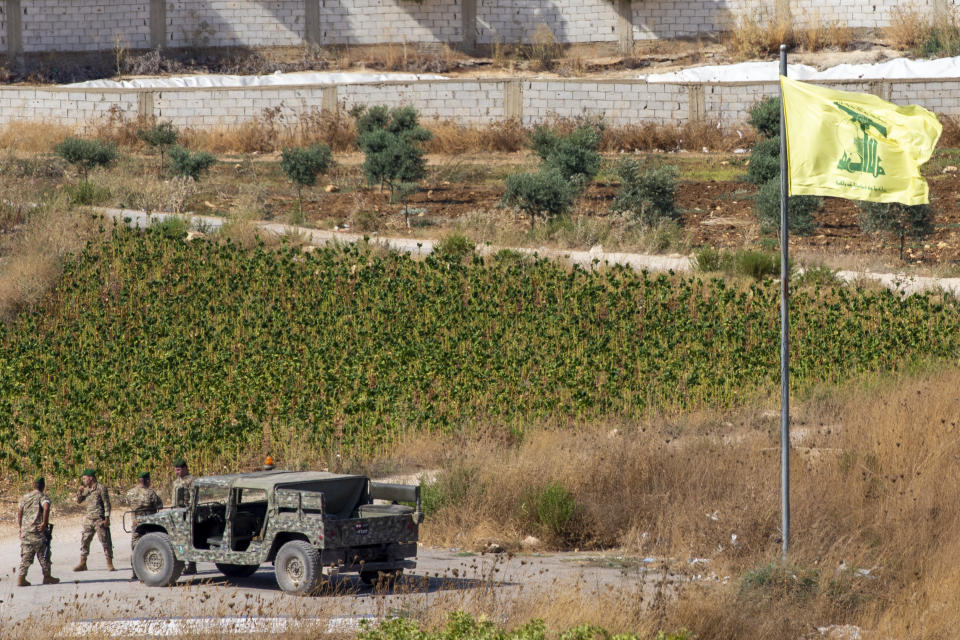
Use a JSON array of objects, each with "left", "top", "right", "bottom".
[
  {"left": 63, "top": 71, "right": 447, "bottom": 89},
  {"left": 641, "top": 56, "right": 960, "bottom": 83}
]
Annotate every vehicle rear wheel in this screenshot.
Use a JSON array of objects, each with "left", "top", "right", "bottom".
[
  {"left": 274, "top": 541, "right": 320, "bottom": 595},
  {"left": 360, "top": 569, "right": 402, "bottom": 589},
  {"left": 216, "top": 563, "right": 259, "bottom": 578},
  {"left": 134, "top": 532, "right": 185, "bottom": 587}
]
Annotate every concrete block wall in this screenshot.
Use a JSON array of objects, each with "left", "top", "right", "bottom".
[
  {"left": 522, "top": 79, "right": 687, "bottom": 125},
  {"left": 319, "top": 0, "right": 461, "bottom": 45},
  {"left": 0, "top": 0, "right": 953, "bottom": 54},
  {"left": 4, "top": 77, "right": 960, "bottom": 129},
  {"left": 790, "top": 0, "right": 904, "bottom": 30},
  {"left": 634, "top": 0, "right": 736, "bottom": 40},
  {"left": 154, "top": 85, "right": 325, "bottom": 125},
  {"left": 0, "top": 87, "right": 139, "bottom": 125},
  {"left": 339, "top": 80, "right": 505, "bottom": 121},
  {"left": 477, "top": 0, "right": 620, "bottom": 45},
  {"left": 21, "top": 0, "right": 150, "bottom": 52},
  {"left": 166, "top": 0, "right": 305, "bottom": 48}
]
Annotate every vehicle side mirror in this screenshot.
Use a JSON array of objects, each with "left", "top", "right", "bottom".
[{"left": 176, "top": 487, "right": 187, "bottom": 507}]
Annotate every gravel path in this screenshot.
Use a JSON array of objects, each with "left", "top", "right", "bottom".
[{"left": 0, "top": 514, "right": 672, "bottom": 636}]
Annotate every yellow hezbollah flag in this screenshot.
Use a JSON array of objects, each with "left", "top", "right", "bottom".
[{"left": 781, "top": 76, "right": 942, "bottom": 205}]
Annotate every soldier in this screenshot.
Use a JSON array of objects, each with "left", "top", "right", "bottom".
[
  {"left": 171, "top": 458, "right": 197, "bottom": 575},
  {"left": 17, "top": 477, "right": 59, "bottom": 587},
  {"left": 125, "top": 471, "right": 162, "bottom": 580},
  {"left": 74, "top": 469, "right": 114, "bottom": 572}
]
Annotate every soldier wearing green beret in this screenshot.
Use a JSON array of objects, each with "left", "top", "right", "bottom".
[
  {"left": 125, "top": 472, "right": 162, "bottom": 580},
  {"left": 171, "top": 458, "right": 196, "bottom": 575},
  {"left": 74, "top": 469, "right": 114, "bottom": 572},
  {"left": 17, "top": 477, "right": 59, "bottom": 586}
]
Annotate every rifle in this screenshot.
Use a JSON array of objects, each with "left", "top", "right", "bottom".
[{"left": 42, "top": 524, "right": 53, "bottom": 565}]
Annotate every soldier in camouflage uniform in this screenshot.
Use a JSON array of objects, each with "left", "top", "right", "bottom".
[
  {"left": 171, "top": 458, "right": 197, "bottom": 575},
  {"left": 17, "top": 477, "right": 59, "bottom": 586},
  {"left": 125, "top": 471, "right": 163, "bottom": 580},
  {"left": 74, "top": 469, "right": 114, "bottom": 572}
]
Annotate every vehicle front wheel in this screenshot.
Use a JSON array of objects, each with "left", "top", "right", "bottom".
[
  {"left": 134, "top": 532, "right": 185, "bottom": 587},
  {"left": 216, "top": 563, "right": 260, "bottom": 578},
  {"left": 274, "top": 540, "right": 320, "bottom": 595}
]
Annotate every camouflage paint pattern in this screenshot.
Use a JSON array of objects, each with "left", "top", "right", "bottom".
[{"left": 134, "top": 472, "right": 420, "bottom": 572}]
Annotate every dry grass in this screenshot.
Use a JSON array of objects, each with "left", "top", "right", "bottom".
[
  {"left": 0, "top": 114, "right": 756, "bottom": 158},
  {"left": 600, "top": 119, "right": 756, "bottom": 152},
  {"left": 0, "top": 196, "right": 96, "bottom": 321},
  {"left": 425, "top": 119, "right": 529, "bottom": 153},
  {"left": 886, "top": 4, "right": 930, "bottom": 50},
  {"left": 725, "top": 9, "right": 794, "bottom": 60},
  {"left": 796, "top": 10, "right": 854, "bottom": 51},
  {"left": 180, "top": 105, "right": 358, "bottom": 154},
  {"left": 0, "top": 120, "right": 75, "bottom": 152},
  {"left": 373, "top": 364, "right": 960, "bottom": 638}
]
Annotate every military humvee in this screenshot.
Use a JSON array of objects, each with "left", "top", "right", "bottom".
[{"left": 130, "top": 470, "right": 422, "bottom": 594}]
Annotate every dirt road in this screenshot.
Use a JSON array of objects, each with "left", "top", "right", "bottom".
[{"left": 0, "top": 516, "right": 669, "bottom": 637}]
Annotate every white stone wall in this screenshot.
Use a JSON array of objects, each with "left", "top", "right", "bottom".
[
  {"left": 1, "top": 78, "right": 958, "bottom": 129},
  {"left": 634, "top": 0, "right": 737, "bottom": 40},
  {"left": 0, "top": 0, "right": 953, "bottom": 54},
  {"left": 319, "top": 0, "right": 461, "bottom": 45},
  {"left": 790, "top": 0, "right": 905, "bottom": 30},
  {"left": 339, "top": 80, "right": 505, "bottom": 121},
  {"left": 0, "top": 87, "right": 139, "bottom": 125},
  {"left": 477, "top": 0, "right": 620, "bottom": 45},
  {"left": 21, "top": 0, "right": 150, "bottom": 53},
  {"left": 522, "top": 79, "right": 686, "bottom": 125},
  {"left": 166, "top": 0, "right": 305, "bottom": 48}
]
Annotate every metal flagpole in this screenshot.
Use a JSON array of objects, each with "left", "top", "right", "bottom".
[{"left": 778, "top": 44, "right": 791, "bottom": 559}]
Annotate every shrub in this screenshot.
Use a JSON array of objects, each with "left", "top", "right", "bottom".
[
  {"left": 136, "top": 121, "right": 179, "bottom": 177},
  {"left": 420, "top": 467, "right": 478, "bottom": 517},
  {"left": 693, "top": 246, "right": 732, "bottom": 273},
  {"left": 531, "top": 125, "right": 602, "bottom": 184},
  {"left": 748, "top": 96, "right": 780, "bottom": 138},
  {"left": 150, "top": 216, "right": 190, "bottom": 241},
  {"left": 65, "top": 181, "right": 111, "bottom": 206},
  {"left": 502, "top": 168, "right": 576, "bottom": 228},
  {"left": 755, "top": 177, "right": 820, "bottom": 235},
  {"left": 694, "top": 247, "right": 787, "bottom": 279},
  {"left": 433, "top": 233, "right": 475, "bottom": 264},
  {"left": 611, "top": 158, "right": 678, "bottom": 225},
  {"left": 526, "top": 481, "right": 580, "bottom": 543},
  {"left": 857, "top": 200, "right": 935, "bottom": 260},
  {"left": 280, "top": 143, "right": 334, "bottom": 222},
  {"left": 55, "top": 137, "right": 117, "bottom": 183},
  {"left": 169, "top": 145, "right": 216, "bottom": 181},
  {"left": 740, "top": 562, "right": 819, "bottom": 601},
  {"left": 357, "top": 105, "right": 432, "bottom": 227},
  {"left": 734, "top": 250, "right": 780, "bottom": 280},
  {"left": 746, "top": 135, "right": 781, "bottom": 185}
]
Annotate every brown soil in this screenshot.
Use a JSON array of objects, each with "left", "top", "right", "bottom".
[{"left": 256, "top": 173, "right": 960, "bottom": 267}]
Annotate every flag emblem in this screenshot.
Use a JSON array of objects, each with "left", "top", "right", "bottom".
[{"left": 781, "top": 76, "right": 941, "bottom": 205}]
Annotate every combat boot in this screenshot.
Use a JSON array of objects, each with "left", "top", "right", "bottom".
[
  {"left": 42, "top": 575, "right": 60, "bottom": 585},
  {"left": 16, "top": 576, "right": 30, "bottom": 587},
  {"left": 73, "top": 557, "right": 87, "bottom": 572},
  {"left": 183, "top": 561, "right": 197, "bottom": 575},
  {"left": 105, "top": 558, "right": 115, "bottom": 571}
]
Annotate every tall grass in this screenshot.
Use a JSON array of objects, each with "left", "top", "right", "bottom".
[
  {"left": 725, "top": 9, "right": 794, "bottom": 59},
  {"left": 0, "top": 197, "right": 96, "bottom": 321},
  {"left": 393, "top": 365, "right": 960, "bottom": 637}
]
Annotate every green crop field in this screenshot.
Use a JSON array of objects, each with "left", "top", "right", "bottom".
[{"left": 1, "top": 222, "right": 959, "bottom": 482}]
